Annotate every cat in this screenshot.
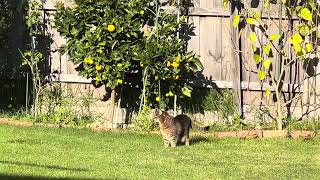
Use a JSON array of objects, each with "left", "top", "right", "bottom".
[{"left": 154, "top": 109, "right": 192, "bottom": 147}]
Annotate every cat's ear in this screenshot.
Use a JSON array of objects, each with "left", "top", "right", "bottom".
[{"left": 155, "top": 109, "right": 162, "bottom": 116}]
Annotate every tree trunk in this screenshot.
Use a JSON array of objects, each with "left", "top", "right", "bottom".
[
  {"left": 277, "top": 101, "right": 283, "bottom": 130},
  {"left": 109, "top": 90, "right": 116, "bottom": 128}
]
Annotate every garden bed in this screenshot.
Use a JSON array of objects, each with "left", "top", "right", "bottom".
[
  {"left": 0, "top": 118, "right": 317, "bottom": 139},
  {"left": 212, "top": 130, "right": 316, "bottom": 139}
]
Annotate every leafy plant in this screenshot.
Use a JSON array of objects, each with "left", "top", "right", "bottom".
[
  {"left": 20, "top": 0, "right": 46, "bottom": 120},
  {"left": 286, "top": 117, "right": 320, "bottom": 132},
  {"left": 226, "top": 0, "right": 320, "bottom": 129},
  {"left": 133, "top": 106, "right": 156, "bottom": 130},
  {"left": 202, "top": 89, "right": 237, "bottom": 119}
]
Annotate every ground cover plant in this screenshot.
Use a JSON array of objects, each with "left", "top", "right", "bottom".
[{"left": 0, "top": 125, "right": 319, "bottom": 179}]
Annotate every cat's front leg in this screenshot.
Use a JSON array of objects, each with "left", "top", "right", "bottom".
[
  {"left": 163, "top": 139, "right": 170, "bottom": 147},
  {"left": 170, "top": 139, "right": 178, "bottom": 147}
]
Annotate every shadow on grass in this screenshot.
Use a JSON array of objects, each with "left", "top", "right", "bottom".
[
  {"left": 190, "top": 136, "right": 211, "bottom": 145},
  {"left": 0, "top": 160, "right": 88, "bottom": 172},
  {"left": 0, "top": 174, "right": 99, "bottom": 180}
]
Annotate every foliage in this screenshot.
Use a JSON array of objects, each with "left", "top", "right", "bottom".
[
  {"left": 0, "top": 0, "right": 13, "bottom": 35},
  {"left": 54, "top": 0, "right": 203, "bottom": 110},
  {"left": 132, "top": 106, "right": 157, "bottom": 130},
  {"left": 202, "top": 89, "right": 237, "bottom": 119},
  {"left": 20, "top": 0, "right": 45, "bottom": 120},
  {"left": 286, "top": 117, "right": 320, "bottom": 132},
  {"left": 0, "top": 83, "right": 96, "bottom": 126},
  {"left": 183, "top": 88, "right": 237, "bottom": 119},
  {"left": 37, "top": 84, "right": 95, "bottom": 126},
  {"left": 226, "top": 0, "right": 320, "bottom": 129}
]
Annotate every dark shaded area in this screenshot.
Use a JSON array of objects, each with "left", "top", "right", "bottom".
[
  {"left": 0, "top": 160, "right": 89, "bottom": 172},
  {"left": 0, "top": 174, "right": 99, "bottom": 180},
  {"left": 0, "top": 1, "right": 53, "bottom": 110},
  {"left": 190, "top": 136, "right": 211, "bottom": 145}
]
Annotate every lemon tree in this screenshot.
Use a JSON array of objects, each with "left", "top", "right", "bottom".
[
  {"left": 54, "top": 0, "right": 203, "bottom": 109},
  {"left": 228, "top": 0, "right": 320, "bottom": 129},
  {"left": 54, "top": 0, "right": 152, "bottom": 89}
]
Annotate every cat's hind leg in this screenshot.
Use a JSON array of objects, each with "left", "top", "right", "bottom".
[{"left": 184, "top": 130, "right": 190, "bottom": 146}]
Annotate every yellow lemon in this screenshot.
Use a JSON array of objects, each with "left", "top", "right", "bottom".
[
  {"left": 88, "top": 59, "right": 94, "bottom": 65},
  {"left": 84, "top": 57, "right": 90, "bottom": 64},
  {"left": 95, "top": 64, "right": 103, "bottom": 71},
  {"left": 171, "top": 61, "right": 180, "bottom": 68},
  {"left": 107, "top": 24, "right": 116, "bottom": 32},
  {"left": 95, "top": 76, "right": 101, "bottom": 81},
  {"left": 155, "top": 96, "right": 161, "bottom": 102},
  {"left": 116, "top": 79, "right": 123, "bottom": 84},
  {"left": 84, "top": 57, "right": 94, "bottom": 65},
  {"left": 166, "top": 61, "right": 171, "bottom": 67},
  {"left": 140, "top": 10, "right": 145, "bottom": 15},
  {"left": 168, "top": 91, "right": 174, "bottom": 96},
  {"left": 175, "top": 55, "right": 181, "bottom": 62},
  {"left": 174, "top": 75, "right": 179, "bottom": 80}
]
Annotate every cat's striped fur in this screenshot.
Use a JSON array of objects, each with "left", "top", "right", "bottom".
[{"left": 155, "top": 110, "right": 191, "bottom": 147}]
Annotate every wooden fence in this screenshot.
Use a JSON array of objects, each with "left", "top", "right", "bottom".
[
  {"left": 42, "top": 0, "right": 320, "bottom": 119},
  {"left": 2, "top": 0, "right": 320, "bottom": 122}
]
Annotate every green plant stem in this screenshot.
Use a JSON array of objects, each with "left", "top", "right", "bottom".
[{"left": 138, "top": 66, "right": 149, "bottom": 116}]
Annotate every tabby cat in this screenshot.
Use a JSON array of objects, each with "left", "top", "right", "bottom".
[{"left": 155, "top": 109, "right": 191, "bottom": 147}]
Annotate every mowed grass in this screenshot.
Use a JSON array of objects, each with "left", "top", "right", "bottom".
[{"left": 0, "top": 125, "right": 319, "bottom": 179}]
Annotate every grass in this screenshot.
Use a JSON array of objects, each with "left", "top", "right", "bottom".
[{"left": 0, "top": 125, "right": 319, "bottom": 179}]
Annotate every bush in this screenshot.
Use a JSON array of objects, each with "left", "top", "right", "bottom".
[{"left": 132, "top": 106, "right": 157, "bottom": 131}]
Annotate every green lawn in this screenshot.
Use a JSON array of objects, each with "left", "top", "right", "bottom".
[{"left": 0, "top": 125, "right": 319, "bottom": 179}]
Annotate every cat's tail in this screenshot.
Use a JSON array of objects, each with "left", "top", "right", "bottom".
[{"left": 190, "top": 123, "right": 210, "bottom": 131}]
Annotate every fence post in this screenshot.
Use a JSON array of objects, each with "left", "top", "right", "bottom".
[{"left": 230, "top": 1, "right": 243, "bottom": 116}]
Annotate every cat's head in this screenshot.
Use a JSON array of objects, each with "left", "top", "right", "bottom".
[
  {"left": 154, "top": 109, "right": 164, "bottom": 118},
  {"left": 154, "top": 109, "right": 167, "bottom": 122}
]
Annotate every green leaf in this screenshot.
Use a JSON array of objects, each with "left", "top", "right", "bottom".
[
  {"left": 299, "top": 8, "right": 312, "bottom": 21},
  {"left": 293, "top": 44, "right": 302, "bottom": 53},
  {"left": 252, "top": 44, "right": 257, "bottom": 52},
  {"left": 290, "top": 34, "right": 303, "bottom": 45},
  {"left": 269, "top": 34, "right": 281, "bottom": 41},
  {"left": 264, "top": 0, "right": 270, "bottom": 8},
  {"left": 253, "top": 54, "right": 263, "bottom": 64},
  {"left": 248, "top": 33, "right": 257, "bottom": 43},
  {"left": 246, "top": 18, "right": 255, "bottom": 25},
  {"left": 299, "top": 25, "right": 310, "bottom": 36},
  {"left": 258, "top": 70, "right": 267, "bottom": 81},
  {"left": 305, "top": 43, "right": 313, "bottom": 53},
  {"left": 254, "top": 11, "right": 261, "bottom": 19},
  {"left": 233, "top": 15, "right": 240, "bottom": 28},
  {"left": 223, "top": 0, "right": 229, "bottom": 9},
  {"left": 182, "top": 86, "right": 192, "bottom": 97},
  {"left": 263, "top": 59, "right": 272, "bottom": 70},
  {"left": 265, "top": 88, "right": 271, "bottom": 97},
  {"left": 263, "top": 44, "right": 271, "bottom": 56}
]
